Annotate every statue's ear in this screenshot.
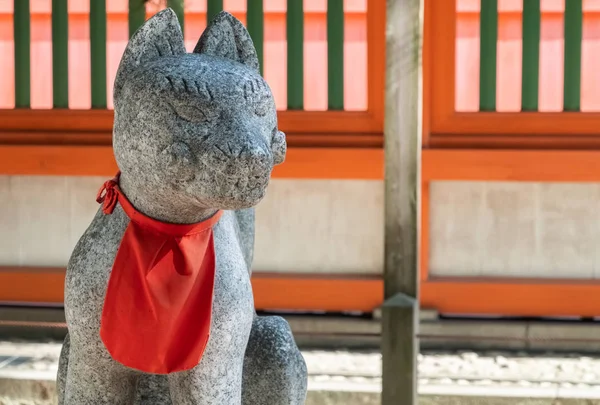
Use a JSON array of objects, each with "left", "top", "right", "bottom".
[
  {"left": 114, "top": 8, "right": 186, "bottom": 102},
  {"left": 193, "top": 11, "right": 260, "bottom": 72}
]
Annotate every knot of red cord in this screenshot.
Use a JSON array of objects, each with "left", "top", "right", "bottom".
[{"left": 96, "top": 174, "right": 120, "bottom": 214}]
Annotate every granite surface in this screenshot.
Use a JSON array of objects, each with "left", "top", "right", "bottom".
[{"left": 57, "top": 8, "right": 305, "bottom": 405}]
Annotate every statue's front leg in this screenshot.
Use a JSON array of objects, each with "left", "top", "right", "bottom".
[
  {"left": 63, "top": 334, "right": 140, "bottom": 405},
  {"left": 167, "top": 319, "right": 251, "bottom": 405},
  {"left": 242, "top": 316, "right": 308, "bottom": 405},
  {"left": 133, "top": 316, "right": 307, "bottom": 405},
  {"left": 135, "top": 374, "right": 171, "bottom": 405},
  {"left": 61, "top": 331, "right": 172, "bottom": 405}
]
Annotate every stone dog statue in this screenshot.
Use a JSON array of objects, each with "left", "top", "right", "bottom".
[{"left": 56, "top": 8, "right": 307, "bottom": 405}]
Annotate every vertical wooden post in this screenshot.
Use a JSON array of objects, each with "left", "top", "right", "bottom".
[
  {"left": 90, "top": 0, "right": 107, "bottom": 109},
  {"left": 286, "top": 0, "right": 304, "bottom": 110},
  {"left": 14, "top": 0, "right": 31, "bottom": 108},
  {"left": 382, "top": 0, "right": 423, "bottom": 404}
]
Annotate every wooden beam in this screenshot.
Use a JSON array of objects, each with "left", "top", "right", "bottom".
[
  {"left": 0, "top": 109, "right": 382, "bottom": 135},
  {"left": 432, "top": 112, "right": 600, "bottom": 136},
  {"left": 421, "top": 278, "right": 600, "bottom": 317},
  {"left": 422, "top": 149, "right": 600, "bottom": 182},
  {"left": 366, "top": 0, "right": 386, "bottom": 125},
  {"left": 10, "top": 268, "right": 600, "bottom": 318},
  {"left": 0, "top": 268, "right": 384, "bottom": 312},
  {"left": 0, "top": 145, "right": 118, "bottom": 176},
  {"left": 0, "top": 132, "right": 383, "bottom": 149},
  {"left": 428, "top": 134, "right": 600, "bottom": 149},
  {"left": 382, "top": 0, "right": 423, "bottom": 404},
  {"left": 0, "top": 145, "right": 384, "bottom": 179},
  {"left": 429, "top": 0, "right": 456, "bottom": 130}
]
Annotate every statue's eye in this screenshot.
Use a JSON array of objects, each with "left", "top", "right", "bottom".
[
  {"left": 172, "top": 104, "right": 210, "bottom": 124},
  {"left": 255, "top": 99, "right": 271, "bottom": 117}
]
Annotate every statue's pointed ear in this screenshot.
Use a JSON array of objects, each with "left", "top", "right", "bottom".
[
  {"left": 193, "top": 11, "right": 260, "bottom": 72},
  {"left": 114, "top": 8, "right": 186, "bottom": 102}
]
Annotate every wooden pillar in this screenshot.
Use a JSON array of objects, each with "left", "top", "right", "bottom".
[{"left": 381, "top": 0, "right": 423, "bottom": 404}]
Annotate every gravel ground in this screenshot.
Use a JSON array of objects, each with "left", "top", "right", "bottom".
[
  {"left": 3, "top": 340, "right": 600, "bottom": 387},
  {"left": 4, "top": 341, "right": 600, "bottom": 402},
  {"left": 0, "top": 342, "right": 61, "bottom": 375},
  {"left": 304, "top": 350, "right": 600, "bottom": 390}
]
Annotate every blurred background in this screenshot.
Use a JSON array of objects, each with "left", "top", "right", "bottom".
[{"left": 2, "top": 0, "right": 600, "bottom": 404}]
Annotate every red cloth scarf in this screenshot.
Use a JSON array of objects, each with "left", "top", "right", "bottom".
[{"left": 96, "top": 173, "right": 222, "bottom": 374}]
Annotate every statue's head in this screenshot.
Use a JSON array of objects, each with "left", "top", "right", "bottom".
[{"left": 112, "top": 9, "right": 285, "bottom": 211}]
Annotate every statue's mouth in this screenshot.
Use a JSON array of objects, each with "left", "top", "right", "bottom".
[{"left": 190, "top": 174, "right": 268, "bottom": 206}]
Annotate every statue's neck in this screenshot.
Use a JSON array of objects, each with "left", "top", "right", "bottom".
[{"left": 118, "top": 174, "right": 218, "bottom": 225}]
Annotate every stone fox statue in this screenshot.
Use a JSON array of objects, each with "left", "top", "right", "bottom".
[{"left": 56, "top": 8, "right": 307, "bottom": 405}]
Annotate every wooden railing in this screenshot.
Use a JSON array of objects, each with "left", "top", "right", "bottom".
[
  {"left": 0, "top": 0, "right": 385, "bottom": 160},
  {"left": 427, "top": 0, "right": 600, "bottom": 149},
  {"left": 478, "top": 0, "right": 582, "bottom": 112},
  {"left": 12, "top": 0, "right": 347, "bottom": 111},
  {"left": 0, "top": 0, "right": 385, "bottom": 177},
  {"left": 419, "top": 0, "right": 600, "bottom": 318}
]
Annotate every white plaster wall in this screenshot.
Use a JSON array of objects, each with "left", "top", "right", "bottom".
[
  {"left": 0, "top": 176, "right": 384, "bottom": 275},
  {"left": 255, "top": 179, "right": 384, "bottom": 274},
  {"left": 0, "top": 176, "right": 104, "bottom": 267},
  {"left": 6, "top": 176, "right": 600, "bottom": 279},
  {"left": 430, "top": 181, "right": 600, "bottom": 279}
]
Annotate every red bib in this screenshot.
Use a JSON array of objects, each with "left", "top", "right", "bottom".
[{"left": 96, "top": 173, "right": 222, "bottom": 374}]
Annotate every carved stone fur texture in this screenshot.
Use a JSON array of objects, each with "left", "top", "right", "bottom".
[{"left": 56, "top": 8, "right": 306, "bottom": 405}]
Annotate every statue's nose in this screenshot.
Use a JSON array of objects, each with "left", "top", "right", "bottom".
[
  {"left": 208, "top": 138, "right": 271, "bottom": 178},
  {"left": 226, "top": 140, "right": 271, "bottom": 176}
]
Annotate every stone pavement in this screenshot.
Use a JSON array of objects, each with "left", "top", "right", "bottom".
[{"left": 4, "top": 340, "right": 600, "bottom": 404}]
